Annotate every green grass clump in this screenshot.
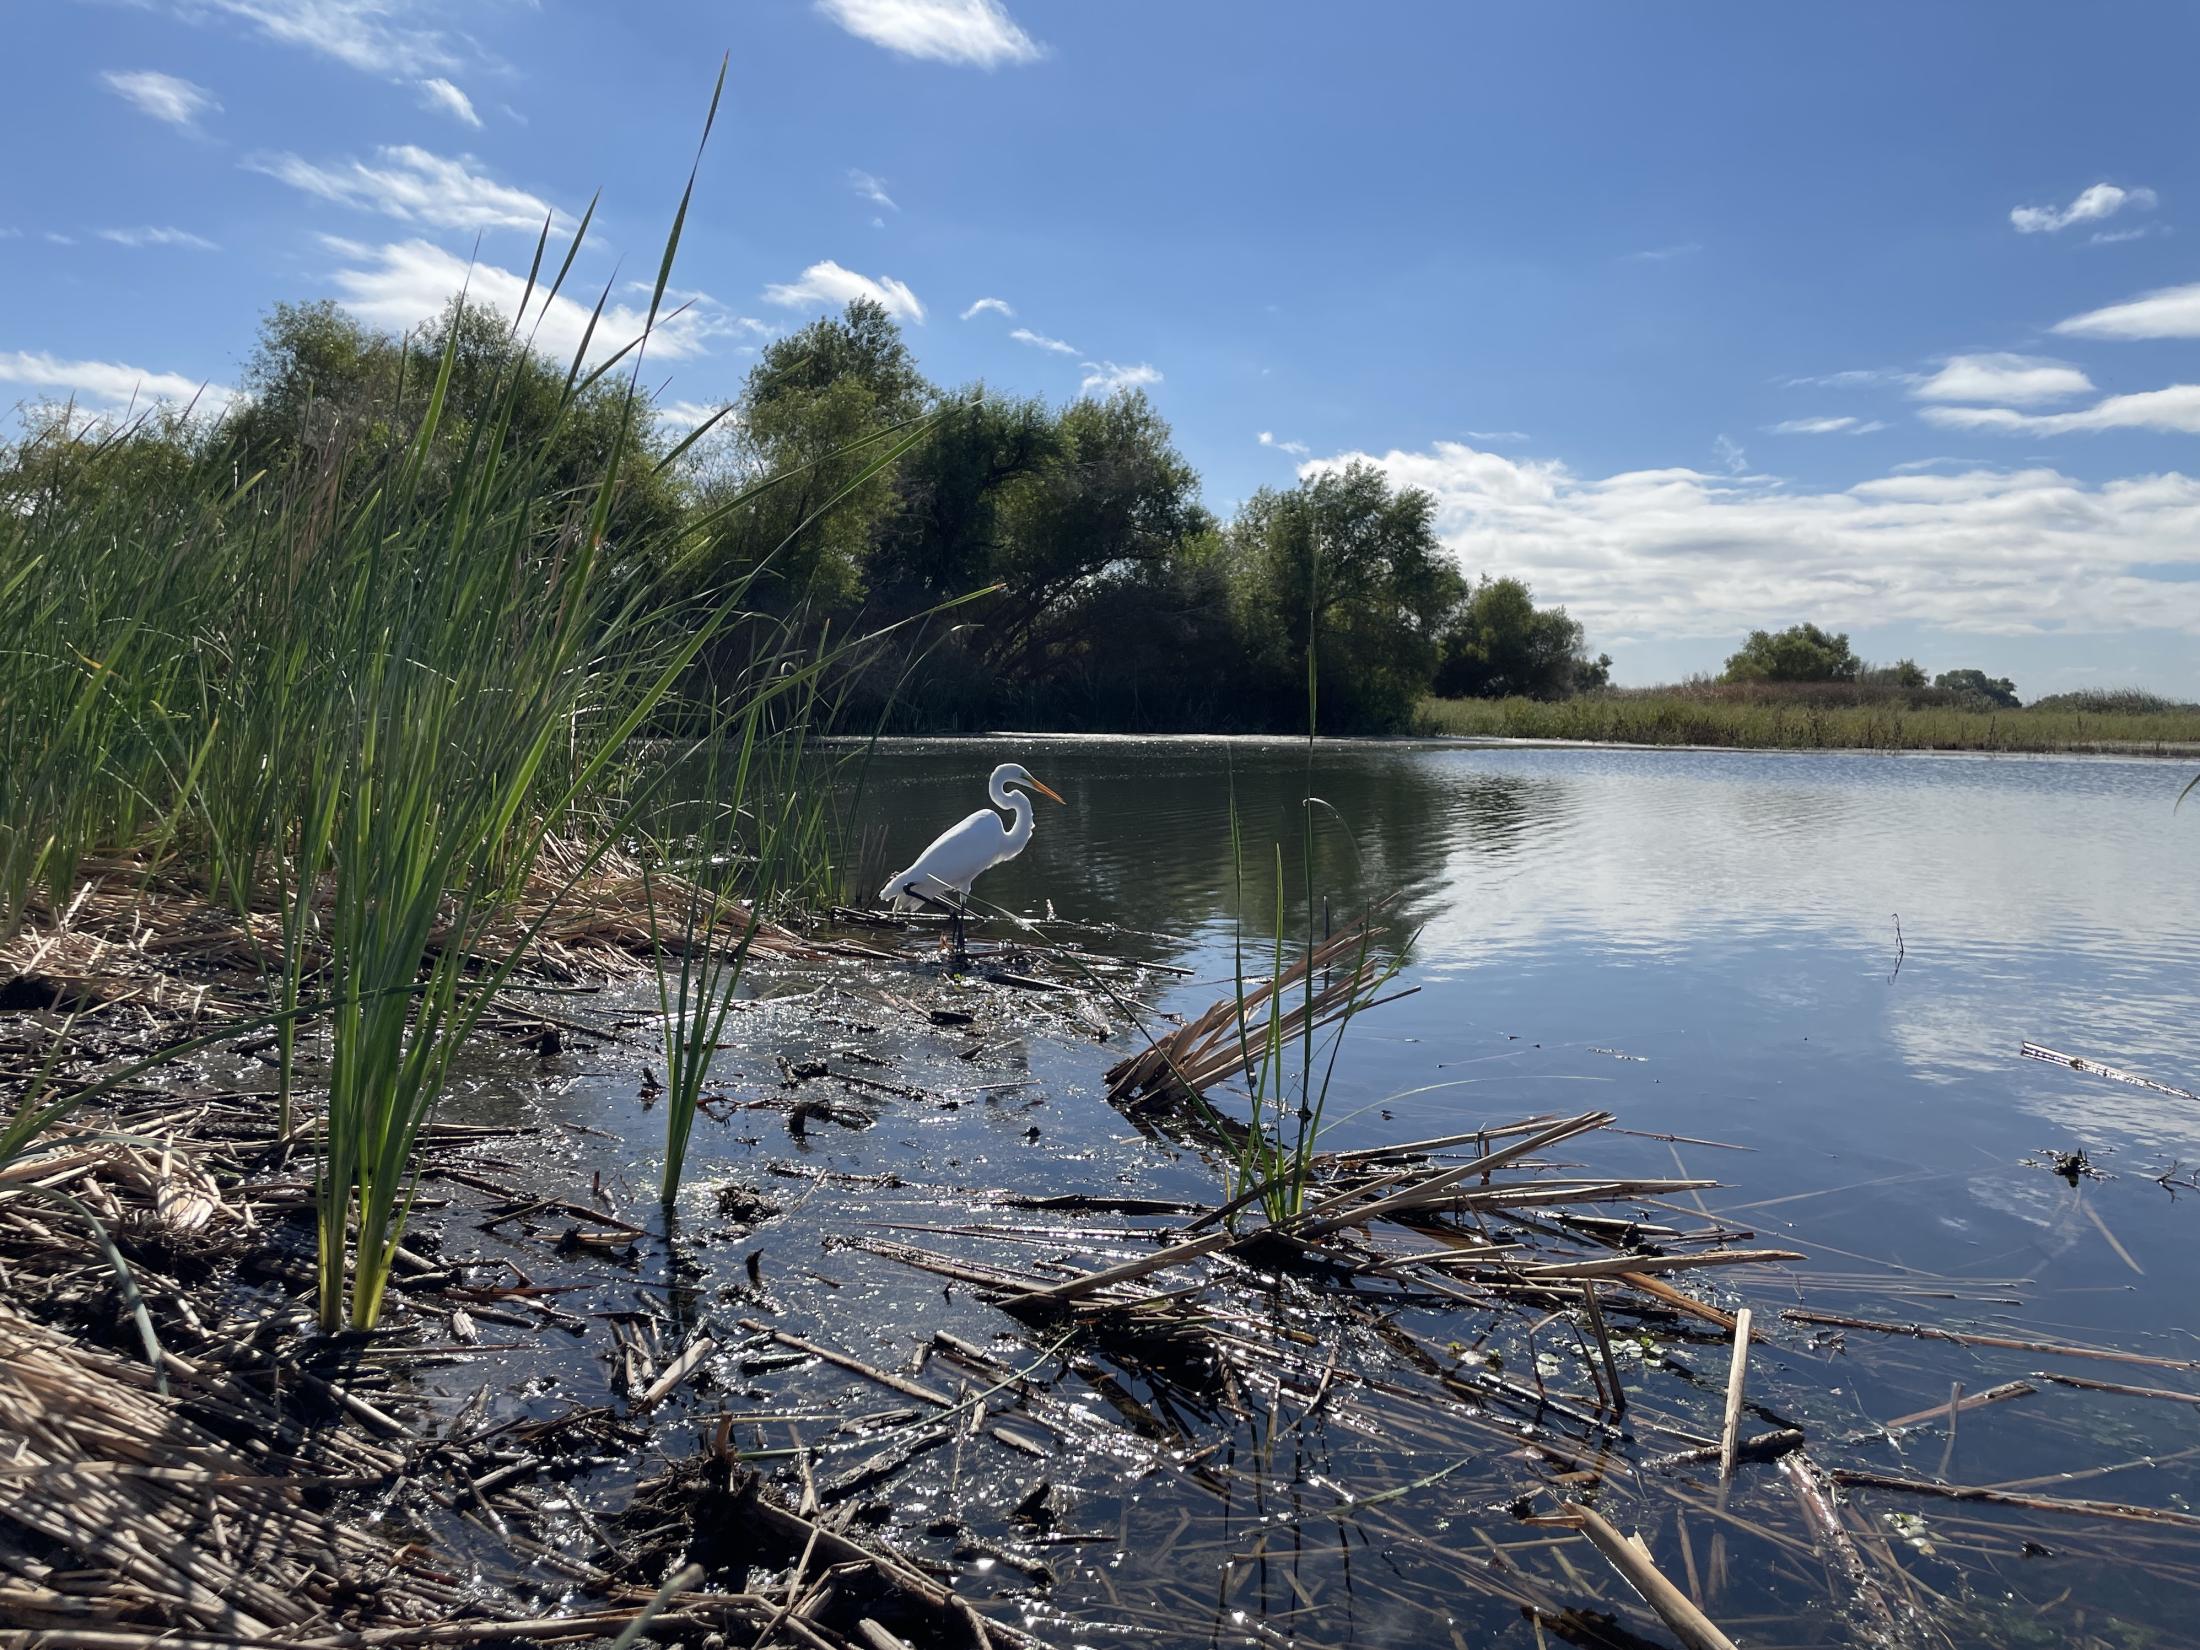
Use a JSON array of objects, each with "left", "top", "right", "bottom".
[
  {"left": 0, "top": 64, "right": 962, "bottom": 1331},
  {"left": 1419, "top": 692, "right": 2200, "bottom": 753}
]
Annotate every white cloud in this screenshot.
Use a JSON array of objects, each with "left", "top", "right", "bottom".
[
  {"left": 0, "top": 349, "right": 235, "bottom": 419},
  {"left": 1780, "top": 367, "right": 1921, "bottom": 390},
  {"left": 1911, "top": 353, "right": 2094, "bottom": 406},
  {"left": 100, "top": 69, "right": 221, "bottom": 129},
  {"left": 1079, "top": 360, "right": 1161, "bottom": 396},
  {"left": 2011, "top": 182, "right": 2157, "bottom": 235},
  {"left": 1258, "top": 431, "right": 1310, "bottom": 457},
  {"left": 2090, "top": 223, "right": 2167, "bottom": 247},
  {"left": 848, "top": 169, "right": 897, "bottom": 211},
  {"left": 325, "top": 238, "right": 731, "bottom": 363},
  {"left": 1464, "top": 428, "right": 1530, "bottom": 443},
  {"left": 1712, "top": 434, "right": 1747, "bottom": 474},
  {"left": 1769, "top": 415, "right": 1887, "bottom": 435},
  {"left": 96, "top": 226, "right": 220, "bottom": 251},
  {"left": 2055, "top": 280, "right": 2200, "bottom": 341},
  {"left": 1626, "top": 241, "right": 1702, "bottom": 262},
  {"left": 655, "top": 399, "right": 736, "bottom": 435},
  {"left": 245, "top": 146, "right": 564, "bottom": 233},
  {"left": 816, "top": 0, "right": 1041, "bottom": 66},
  {"left": 1302, "top": 437, "right": 2200, "bottom": 641},
  {"left": 1921, "top": 384, "right": 2200, "bottom": 437},
  {"left": 762, "top": 259, "right": 924, "bottom": 323},
  {"left": 960, "top": 296, "right": 1013, "bottom": 320},
  {"left": 180, "top": 0, "right": 459, "bottom": 75},
  {"left": 1009, "top": 326, "right": 1076, "bottom": 355},
  {"left": 416, "top": 77, "right": 481, "bottom": 127}
]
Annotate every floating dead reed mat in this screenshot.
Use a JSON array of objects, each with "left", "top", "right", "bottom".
[
  {"left": 1103, "top": 920, "right": 1412, "bottom": 1116},
  {"left": 0, "top": 836, "right": 837, "bottom": 1018},
  {"left": 0, "top": 1302, "right": 459, "bottom": 1639}
]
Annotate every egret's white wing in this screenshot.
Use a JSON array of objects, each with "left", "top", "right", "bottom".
[{"left": 879, "top": 808, "right": 1011, "bottom": 909}]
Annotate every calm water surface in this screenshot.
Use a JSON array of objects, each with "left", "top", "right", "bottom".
[
  {"left": 459, "top": 737, "right": 2200, "bottom": 1647},
  {"left": 861, "top": 736, "right": 2200, "bottom": 1189}
]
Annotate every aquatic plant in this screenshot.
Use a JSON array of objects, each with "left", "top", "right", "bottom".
[
  {"left": 1418, "top": 689, "right": 2200, "bottom": 752},
  {"left": 644, "top": 667, "right": 843, "bottom": 1209}
]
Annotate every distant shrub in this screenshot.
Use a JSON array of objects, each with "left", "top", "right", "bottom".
[
  {"left": 2029, "top": 688, "right": 2198, "bottom": 715},
  {"left": 1721, "top": 623, "right": 1861, "bottom": 684},
  {"left": 1935, "top": 668, "right": 2020, "bottom": 709}
]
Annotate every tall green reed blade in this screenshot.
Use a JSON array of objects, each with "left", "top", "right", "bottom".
[{"left": 643, "top": 657, "right": 836, "bottom": 1209}]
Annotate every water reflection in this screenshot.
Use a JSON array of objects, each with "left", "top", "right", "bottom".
[{"left": 855, "top": 738, "right": 2200, "bottom": 1162}]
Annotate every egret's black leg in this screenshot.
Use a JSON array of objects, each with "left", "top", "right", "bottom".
[{"left": 948, "top": 893, "right": 970, "bottom": 972}]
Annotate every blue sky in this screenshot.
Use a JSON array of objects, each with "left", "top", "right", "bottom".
[{"left": 9, "top": 1, "right": 2200, "bottom": 694}]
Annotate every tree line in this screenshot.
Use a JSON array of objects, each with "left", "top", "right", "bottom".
[
  {"left": 1719, "top": 623, "right": 2021, "bottom": 707},
  {"left": 23, "top": 295, "right": 1610, "bottom": 736}
]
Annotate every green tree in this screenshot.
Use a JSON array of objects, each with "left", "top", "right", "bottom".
[
  {"left": 1722, "top": 622, "right": 1862, "bottom": 684},
  {"left": 1935, "top": 667, "right": 2019, "bottom": 708},
  {"left": 1859, "top": 658, "right": 1928, "bottom": 690},
  {"left": 693, "top": 298, "right": 934, "bottom": 605},
  {"left": 230, "top": 298, "right": 684, "bottom": 547},
  {"left": 1227, "top": 462, "right": 1465, "bottom": 732},
  {"left": 1434, "top": 576, "right": 1610, "bottom": 699},
  {"left": 983, "top": 390, "right": 1212, "bottom": 683}
]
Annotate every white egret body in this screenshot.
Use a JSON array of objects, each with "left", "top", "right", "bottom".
[{"left": 880, "top": 763, "right": 1064, "bottom": 954}]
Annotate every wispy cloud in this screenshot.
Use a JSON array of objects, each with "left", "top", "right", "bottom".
[
  {"left": 325, "top": 237, "right": 732, "bottom": 362},
  {"left": 2011, "top": 181, "right": 2156, "bottom": 235},
  {"left": 1009, "top": 326, "right": 1076, "bottom": 355},
  {"left": 1626, "top": 241, "right": 1702, "bottom": 262},
  {"left": 96, "top": 226, "right": 221, "bottom": 251},
  {"left": 1921, "top": 385, "right": 2200, "bottom": 436},
  {"left": 2055, "top": 280, "right": 2200, "bottom": 341},
  {"left": 1301, "top": 437, "right": 2200, "bottom": 641},
  {"left": 655, "top": 398, "right": 738, "bottom": 436},
  {"left": 1768, "top": 415, "right": 1887, "bottom": 435},
  {"left": 816, "top": 0, "right": 1041, "bottom": 66},
  {"left": 763, "top": 259, "right": 925, "bottom": 323},
  {"left": 100, "top": 69, "right": 221, "bottom": 130},
  {"left": 1464, "top": 429, "right": 1530, "bottom": 443},
  {"left": 1712, "top": 434, "right": 1747, "bottom": 474},
  {"left": 960, "top": 296, "right": 1013, "bottom": 320},
  {"left": 1258, "top": 430, "right": 1310, "bottom": 456},
  {"left": 848, "top": 169, "right": 897, "bottom": 211},
  {"left": 416, "top": 77, "right": 480, "bottom": 127},
  {"left": 171, "top": 0, "right": 460, "bottom": 75},
  {"left": 0, "top": 349, "right": 235, "bottom": 419},
  {"left": 1779, "top": 367, "right": 1921, "bottom": 390},
  {"left": 2090, "top": 223, "right": 2168, "bottom": 247},
  {"left": 1912, "top": 352, "right": 2093, "bottom": 406},
  {"left": 245, "top": 146, "right": 564, "bottom": 233},
  {"left": 1080, "top": 360, "right": 1161, "bottom": 395}
]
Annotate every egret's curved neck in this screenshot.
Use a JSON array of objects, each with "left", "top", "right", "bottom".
[{"left": 990, "top": 772, "right": 1034, "bottom": 850}]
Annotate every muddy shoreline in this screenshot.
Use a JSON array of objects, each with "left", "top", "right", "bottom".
[{"left": 7, "top": 903, "right": 2200, "bottom": 1650}]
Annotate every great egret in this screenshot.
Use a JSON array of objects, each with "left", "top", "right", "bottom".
[{"left": 881, "top": 762, "right": 1064, "bottom": 962}]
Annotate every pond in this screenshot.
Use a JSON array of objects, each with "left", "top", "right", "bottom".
[
  {"left": 859, "top": 736, "right": 2200, "bottom": 1228},
  {"left": 473, "top": 737, "right": 2200, "bottom": 1648}
]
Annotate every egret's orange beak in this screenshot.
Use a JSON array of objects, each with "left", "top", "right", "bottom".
[{"left": 1027, "top": 775, "right": 1066, "bottom": 805}]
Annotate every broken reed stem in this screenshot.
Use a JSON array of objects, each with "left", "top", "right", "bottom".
[
  {"left": 1580, "top": 1282, "right": 1626, "bottom": 1417},
  {"left": 1831, "top": 1469, "right": 2200, "bottom": 1530},
  {"left": 1564, "top": 1503, "right": 1741, "bottom": 1650},
  {"left": 1717, "top": 1306, "right": 1753, "bottom": 1483},
  {"left": 2032, "top": 1370, "right": 2200, "bottom": 1408},
  {"left": 1935, "top": 1380, "right": 1962, "bottom": 1480},
  {"left": 1783, "top": 1308, "right": 2200, "bottom": 1373}
]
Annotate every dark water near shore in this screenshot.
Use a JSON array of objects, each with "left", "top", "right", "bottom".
[{"left": 451, "top": 738, "right": 2200, "bottom": 1647}]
